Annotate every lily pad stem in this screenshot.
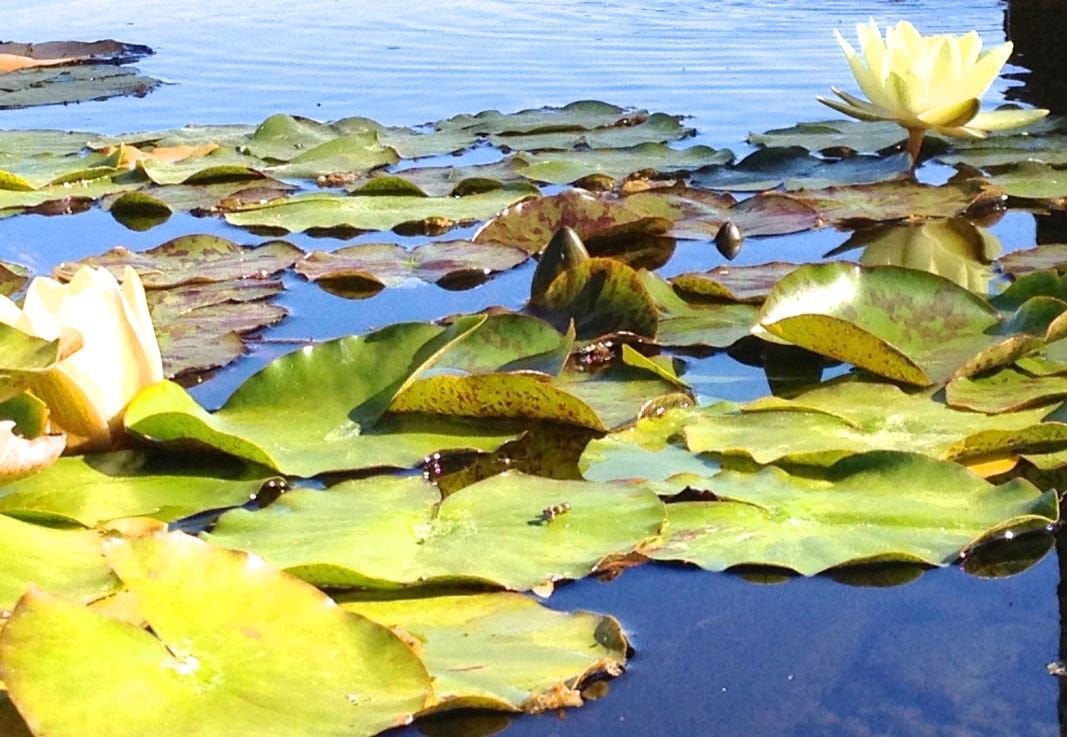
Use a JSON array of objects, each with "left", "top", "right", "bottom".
[{"left": 906, "top": 127, "right": 925, "bottom": 170}]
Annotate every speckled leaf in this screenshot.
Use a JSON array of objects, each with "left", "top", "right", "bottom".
[
  {"left": 54, "top": 235, "right": 303, "bottom": 287},
  {"left": 684, "top": 377, "right": 1067, "bottom": 466},
  {"left": 206, "top": 473, "right": 665, "bottom": 591},
  {"left": 516, "top": 143, "right": 730, "bottom": 184},
  {"left": 490, "top": 111, "right": 696, "bottom": 151},
  {"left": 646, "top": 451, "right": 1057, "bottom": 575},
  {"left": 998, "top": 243, "right": 1067, "bottom": 277},
  {"left": 533, "top": 257, "right": 658, "bottom": 339},
  {"left": 757, "top": 263, "right": 1000, "bottom": 386},
  {"left": 0, "top": 515, "right": 118, "bottom": 610},
  {"left": 945, "top": 367, "right": 1067, "bottom": 413},
  {"left": 791, "top": 179, "right": 993, "bottom": 225},
  {"left": 555, "top": 363, "right": 690, "bottom": 430},
  {"left": 223, "top": 186, "right": 536, "bottom": 235},
  {"left": 125, "top": 318, "right": 520, "bottom": 476},
  {"left": 341, "top": 592, "right": 628, "bottom": 712},
  {"left": 0, "top": 532, "right": 432, "bottom": 737},
  {"left": 670, "top": 263, "right": 802, "bottom": 303},
  {"left": 0, "top": 449, "right": 276, "bottom": 527},
  {"left": 147, "top": 281, "right": 287, "bottom": 377},
  {"left": 474, "top": 189, "right": 670, "bottom": 255},
  {"left": 438, "top": 100, "right": 655, "bottom": 137},
  {"left": 295, "top": 240, "right": 530, "bottom": 288},
  {"left": 389, "top": 373, "right": 607, "bottom": 431}
]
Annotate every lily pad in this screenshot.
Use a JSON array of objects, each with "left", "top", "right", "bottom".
[
  {"left": 125, "top": 318, "right": 520, "bottom": 476},
  {"left": 0, "top": 450, "right": 277, "bottom": 527},
  {"left": 223, "top": 186, "right": 537, "bottom": 235},
  {"left": 646, "top": 451, "right": 1057, "bottom": 575},
  {"left": 515, "top": 143, "right": 731, "bottom": 185},
  {"left": 206, "top": 473, "right": 664, "bottom": 591},
  {"left": 0, "top": 531, "right": 432, "bottom": 737},
  {"left": 0, "top": 64, "right": 161, "bottom": 110},
  {"left": 0, "top": 514, "right": 118, "bottom": 610},
  {"left": 691, "top": 146, "right": 911, "bottom": 191},
  {"left": 748, "top": 119, "right": 908, "bottom": 153},
  {"left": 945, "top": 367, "right": 1067, "bottom": 414},
  {"left": 54, "top": 235, "right": 303, "bottom": 287},
  {"left": 640, "top": 270, "right": 759, "bottom": 348},
  {"left": 757, "top": 263, "right": 1000, "bottom": 386},
  {"left": 389, "top": 373, "right": 609, "bottom": 432},
  {"left": 296, "top": 240, "right": 530, "bottom": 289},
  {"left": 998, "top": 243, "right": 1067, "bottom": 277},
  {"left": 341, "top": 592, "right": 628, "bottom": 712},
  {"left": 670, "top": 262, "right": 802, "bottom": 303}
]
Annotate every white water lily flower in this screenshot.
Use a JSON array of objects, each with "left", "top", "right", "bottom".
[
  {"left": 818, "top": 20, "right": 1048, "bottom": 164},
  {"left": 0, "top": 266, "right": 163, "bottom": 452}
]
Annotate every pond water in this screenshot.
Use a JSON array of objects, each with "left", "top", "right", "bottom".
[{"left": 2, "top": 1, "right": 1064, "bottom": 735}]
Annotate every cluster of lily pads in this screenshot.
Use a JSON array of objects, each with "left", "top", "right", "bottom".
[{"left": 0, "top": 90, "right": 1065, "bottom": 736}]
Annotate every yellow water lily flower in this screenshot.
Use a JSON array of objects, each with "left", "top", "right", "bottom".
[
  {"left": 0, "top": 266, "right": 163, "bottom": 452},
  {"left": 818, "top": 20, "right": 1048, "bottom": 165}
]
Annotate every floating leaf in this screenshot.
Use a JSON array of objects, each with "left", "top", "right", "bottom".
[
  {"left": 389, "top": 373, "right": 609, "bottom": 432},
  {"left": 296, "top": 240, "right": 530, "bottom": 289},
  {"left": 0, "top": 64, "right": 161, "bottom": 110},
  {"left": 0, "top": 450, "right": 276, "bottom": 527},
  {"left": 125, "top": 318, "right": 521, "bottom": 476},
  {"left": 998, "top": 243, "right": 1067, "bottom": 277},
  {"left": 54, "top": 235, "right": 303, "bottom": 287},
  {"left": 515, "top": 143, "right": 730, "bottom": 184},
  {"left": 269, "top": 132, "right": 400, "bottom": 179},
  {"left": 207, "top": 473, "right": 664, "bottom": 591},
  {"left": 748, "top": 119, "right": 908, "bottom": 153},
  {"left": 691, "top": 146, "right": 910, "bottom": 191},
  {"left": 981, "top": 162, "right": 1067, "bottom": 200},
  {"left": 0, "top": 515, "right": 118, "bottom": 609},
  {"left": 224, "top": 186, "right": 536, "bottom": 235},
  {"left": 670, "top": 262, "right": 802, "bottom": 303},
  {"left": 640, "top": 270, "right": 758, "bottom": 348},
  {"left": 684, "top": 377, "right": 1067, "bottom": 467},
  {"left": 474, "top": 189, "right": 669, "bottom": 255},
  {"left": 646, "top": 451, "right": 1057, "bottom": 575},
  {"left": 106, "top": 191, "right": 171, "bottom": 231},
  {"left": 757, "top": 263, "right": 1000, "bottom": 385},
  {"left": 342, "top": 592, "right": 628, "bottom": 712},
  {"left": 0, "top": 532, "right": 432, "bottom": 737},
  {"left": 945, "top": 367, "right": 1067, "bottom": 414}
]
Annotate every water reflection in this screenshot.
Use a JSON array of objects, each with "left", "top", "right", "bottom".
[{"left": 826, "top": 219, "right": 1001, "bottom": 292}]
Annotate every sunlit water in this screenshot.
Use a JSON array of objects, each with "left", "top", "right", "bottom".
[{"left": 1, "top": 2, "right": 1062, "bottom": 736}]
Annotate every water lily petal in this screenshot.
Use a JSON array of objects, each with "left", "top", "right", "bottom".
[
  {"left": 965, "top": 106, "right": 1050, "bottom": 132},
  {"left": 918, "top": 97, "right": 980, "bottom": 128},
  {"left": 957, "top": 42, "right": 1013, "bottom": 102},
  {"left": 817, "top": 94, "right": 897, "bottom": 123}
]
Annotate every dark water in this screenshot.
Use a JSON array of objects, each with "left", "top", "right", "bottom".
[{"left": 2, "top": 1, "right": 1064, "bottom": 735}]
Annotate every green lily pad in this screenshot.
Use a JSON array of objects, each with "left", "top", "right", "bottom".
[
  {"left": 0, "top": 64, "right": 161, "bottom": 110},
  {"left": 269, "top": 132, "right": 400, "bottom": 180},
  {"left": 106, "top": 191, "right": 171, "bottom": 231},
  {"left": 945, "top": 367, "right": 1067, "bottom": 414},
  {"left": 439, "top": 100, "right": 657, "bottom": 137},
  {"left": 554, "top": 363, "right": 690, "bottom": 430},
  {"left": 223, "top": 186, "right": 537, "bottom": 235},
  {"left": 0, "top": 531, "right": 432, "bottom": 737},
  {"left": 54, "top": 235, "right": 303, "bottom": 287},
  {"left": 683, "top": 377, "right": 1067, "bottom": 467},
  {"left": 489, "top": 110, "right": 696, "bottom": 151},
  {"left": 791, "top": 179, "right": 993, "bottom": 226},
  {"left": 981, "top": 162, "right": 1067, "bottom": 200},
  {"left": 749, "top": 120, "right": 908, "bottom": 153},
  {"left": 0, "top": 324, "right": 62, "bottom": 403},
  {"left": 646, "top": 451, "right": 1057, "bottom": 575},
  {"left": 515, "top": 143, "right": 731, "bottom": 185},
  {"left": 0, "top": 261, "right": 29, "bottom": 298},
  {"left": 0, "top": 514, "right": 118, "bottom": 610},
  {"left": 691, "top": 146, "right": 911, "bottom": 191},
  {"left": 670, "top": 263, "right": 802, "bottom": 304},
  {"left": 206, "top": 473, "right": 664, "bottom": 591},
  {"left": 0, "top": 450, "right": 277, "bottom": 527},
  {"left": 296, "top": 240, "right": 531, "bottom": 289},
  {"left": 757, "top": 263, "right": 1000, "bottom": 386},
  {"left": 341, "top": 592, "right": 628, "bottom": 713},
  {"left": 432, "top": 312, "right": 572, "bottom": 376},
  {"left": 389, "top": 373, "right": 609, "bottom": 432},
  {"left": 125, "top": 318, "right": 520, "bottom": 476},
  {"left": 640, "top": 270, "right": 759, "bottom": 348}
]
